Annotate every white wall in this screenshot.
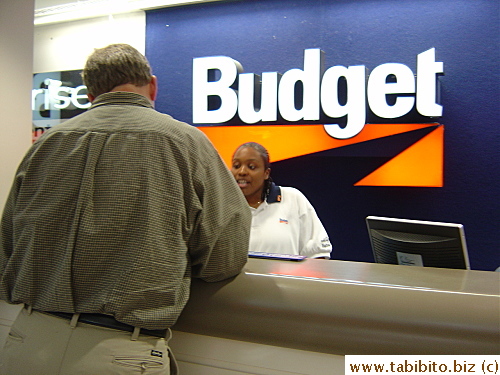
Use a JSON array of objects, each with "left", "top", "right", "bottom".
[
  {"left": 0, "top": 0, "right": 36, "bottom": 346},
  {"left": 34, "top": 11, "right": 146, "bottom": 73},
  {"left": 0, "top": 2, "right": 35, "bottom": 210}
]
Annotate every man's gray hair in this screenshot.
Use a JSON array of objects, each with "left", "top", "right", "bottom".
[{"left": 82, "top": 44, "right": 152, "bottom": 98}]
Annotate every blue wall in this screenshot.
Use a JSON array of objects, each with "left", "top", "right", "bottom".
[{"left": 146, "top": 0, "right": 499, "bottom": 270}]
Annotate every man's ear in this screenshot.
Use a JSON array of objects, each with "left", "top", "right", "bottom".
[
  {"left": 87, "top": 93, "right": 95, "bottom": 102},
  {"left": 149, "top": 75, "right": 158, "bottom": 101}
]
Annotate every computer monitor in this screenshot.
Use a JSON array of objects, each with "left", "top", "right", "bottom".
[{"left": 366, "top": 216, "right": 470, "bottom": 270}]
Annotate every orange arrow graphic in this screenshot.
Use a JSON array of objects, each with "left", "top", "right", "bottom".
[
  {"left": 198, "top": 123, "right": 443, "bottom": 187},
  {"left": 355, "top": 125, "right": 443, "bottom": 187}
]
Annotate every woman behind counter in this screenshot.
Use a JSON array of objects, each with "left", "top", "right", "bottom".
[{"left": 231, "top": 142, "right": 332, "bottom": 259}]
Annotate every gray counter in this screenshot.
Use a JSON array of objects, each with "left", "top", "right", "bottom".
[{"left": 172, "top": 258, "right": 500, "bottom": 355}]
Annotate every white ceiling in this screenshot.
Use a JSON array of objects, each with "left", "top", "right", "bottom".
[
  {"left": 36, "top": 0, "right": 73, "bottom": 9},
  {"left": 35, "top": 0, "right": 218, "bottom": 10},
  {"left": 34, "top": 0, "right": 223, "bottom": 25}
]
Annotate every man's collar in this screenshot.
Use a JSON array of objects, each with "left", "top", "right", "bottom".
[{"left": 90, "top": 91, "right": 154, "bottom": 109}]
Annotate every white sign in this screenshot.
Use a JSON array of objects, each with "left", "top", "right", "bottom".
[
  {"left": 32, "top": 78, "right": 90, "bottom": 111},
  {"left": 192, "top": 48, "right": 443, "bottom": 139}
]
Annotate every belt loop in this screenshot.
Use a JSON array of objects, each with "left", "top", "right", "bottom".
[
  {"left": 166, "top": 328, "right": 172, "bottom": 342},
  {"left": 131, "top": 327, "right": 140, "bottom": 341},
  {"left": 70, "top": 313, "right": 80, "bottom": 328},
  {"left": 25, "top": 304, "right": 33, "bottom": 315}
]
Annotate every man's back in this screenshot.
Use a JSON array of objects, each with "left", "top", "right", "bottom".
[
  {"left": 0, "top": 91, "right": 250, "bottom": 330},
  {"left": 0, "top": 42, "right": 250, "bottom": 375}
]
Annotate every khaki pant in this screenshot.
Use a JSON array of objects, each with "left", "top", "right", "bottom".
[{"left": 0, "top": 308, "right": 176, "bottom": 375}]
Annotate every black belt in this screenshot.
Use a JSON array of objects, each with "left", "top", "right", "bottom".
[{"left": 45, "top": 311, "right": 167, "bottom": 338}]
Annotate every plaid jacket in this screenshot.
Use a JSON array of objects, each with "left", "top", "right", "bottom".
[{"left": 0, "top": 92, "right": 250, "bottom": 330}]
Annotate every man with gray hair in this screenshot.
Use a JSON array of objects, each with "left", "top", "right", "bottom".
[{"left": 0, "top": 44, "right": 251, "bottom": 374}]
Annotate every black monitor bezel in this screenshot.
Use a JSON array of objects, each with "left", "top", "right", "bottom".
[{"left": 366, "top": 216, "right": 470, "bottom": 270}]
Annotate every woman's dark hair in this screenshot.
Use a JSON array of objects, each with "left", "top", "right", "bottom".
[{"left": 234, "top": 142, "right": 274, "bottom": 201}]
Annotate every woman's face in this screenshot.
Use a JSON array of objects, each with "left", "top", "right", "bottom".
[{"left": 231, "top": 146, "right": 270, "bottom": 202}]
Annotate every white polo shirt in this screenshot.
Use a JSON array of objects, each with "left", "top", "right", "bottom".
[{"left": 248, "top": 185, "right": 332, "bottom": 258}]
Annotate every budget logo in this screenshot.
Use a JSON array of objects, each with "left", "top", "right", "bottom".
[{"left": 192, "top": 48, "right": 444, "bottom": 187}]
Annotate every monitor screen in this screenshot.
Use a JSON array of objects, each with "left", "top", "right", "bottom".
[{"left": 366, "top": 216, "right": 470, "bottom": 270}]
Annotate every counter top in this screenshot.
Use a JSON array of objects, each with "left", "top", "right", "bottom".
[{"left": 172, "top": 258, "right": 500, "bottom": 355}]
